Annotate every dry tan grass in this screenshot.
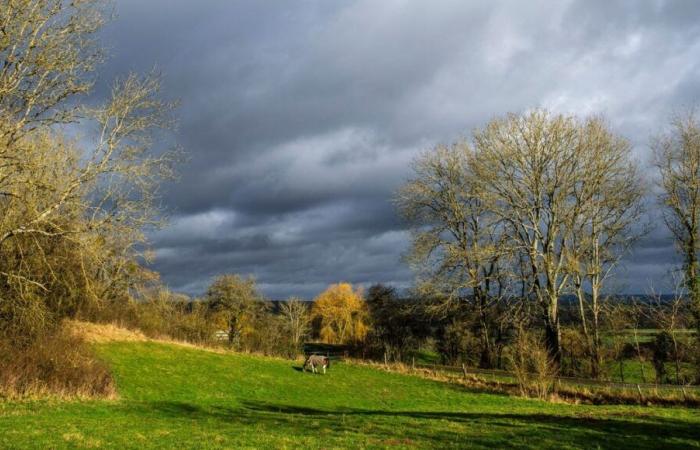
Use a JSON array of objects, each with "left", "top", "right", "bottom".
[
  {"left": 66, "top": 320, "right": 235, "bottom": 355},
  {"left": 65, "top": 320, "right": 148, "bottom": 343},
  {"left": 67, "top": 321, "right": 310, "bottom": 366}
]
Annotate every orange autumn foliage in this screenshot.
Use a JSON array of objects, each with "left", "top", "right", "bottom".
[{"left": 311, "top": 283, "right": 369, "bottom": 344}]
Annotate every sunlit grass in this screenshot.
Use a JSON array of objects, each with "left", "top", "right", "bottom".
[{"left": 1, "top": 341, "right": 699, "bottom": 449}]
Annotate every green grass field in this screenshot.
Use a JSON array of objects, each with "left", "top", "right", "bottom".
[{"left": 1, "top": 341, "right": 699, "bottom": 449}]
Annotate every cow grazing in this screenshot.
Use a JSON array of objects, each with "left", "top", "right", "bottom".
[{"left": 303, "top": 354, "right": 330, "bottom": 374}]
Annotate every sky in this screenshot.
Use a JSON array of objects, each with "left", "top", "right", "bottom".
[{"left": 94, "top": 0, "right": 700, "bottom": 299}]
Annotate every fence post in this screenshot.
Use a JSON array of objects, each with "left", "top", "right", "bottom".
[
  {"left": 384, "top": 351, "right": 388, "bottom": 369},
  {"left": 636, "top": 384, "right": 643, "bottom": 404},
  {"left": 461, "top": 363, "right": 468, "bottom": 379},
  {"left": 412, "top": 356, "right": 415, "bottom": 371}
]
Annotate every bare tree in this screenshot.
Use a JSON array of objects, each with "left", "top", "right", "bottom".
[
  {"left": 653, "top": 111, "right": 700, "bottom": 342},
  {"left": 604, "top": 300, "right": 632, "bottom": 383},
  {"left": 471, "top": 110, "right": 642, "bottom": 365},
  {"left": 629, "top": 298, "right": 649, "bottom": 383},
  {"left": 0, "top": 1, "right": 179, "bottom": 341},
  {"left": 0, "top": 0, "right": 104, "bottom": 145},
  {"left": 568, "top": 119, "right": 645, "bottom": 378},
  {"left": 280, "top": 297, "right": 310, "bottom": 356},
  {"left": 396, "top": 142, "right": 507, "bottom": 368}
]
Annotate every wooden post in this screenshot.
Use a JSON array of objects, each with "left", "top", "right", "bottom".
[
  {"left": 384, "top": 351, "right": 388, "bottom": 368},
  {"left": 412, "top": 356, "right": 415, "bottom": 371},
  {"left": 636, "top": 384, "right": 644, "bottom": 404},
  {"left": 461, "top": 363, "right": 468, "bottom": 379}
]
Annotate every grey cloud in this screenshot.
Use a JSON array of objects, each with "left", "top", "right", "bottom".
[{"left": 92, "top": 0, "right": 700, "bottom": 298}]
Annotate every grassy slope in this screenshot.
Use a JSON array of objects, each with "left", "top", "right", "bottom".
[{"left": 1, "top": 342, "right": 699, "bottom": 449}]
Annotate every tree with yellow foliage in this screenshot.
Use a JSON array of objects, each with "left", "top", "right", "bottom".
[{"left": 312, "top": 283, "right": 369, "bottom": 344}]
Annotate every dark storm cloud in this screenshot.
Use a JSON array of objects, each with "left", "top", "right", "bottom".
[{"left": 95, "top": 0, "right": 700, "bottom": 298}]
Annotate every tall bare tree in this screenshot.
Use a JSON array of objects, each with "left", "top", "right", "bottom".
[
  {"left": 568, "top": 119, "right": 645, "bottom": 378},
  {"left": 471, "top": 110, "right": 641, "bottom": 365},
  {"left": 397, "top": 142, "right": 506, "bottom": 367},
  {"left": 653, "top": 111, "right": 700, "bottom": 341}
]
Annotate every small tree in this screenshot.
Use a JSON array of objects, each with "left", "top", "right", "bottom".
[
  {"left": 311, "top": 283, "right": 369, "bottom": 345},
  {"left": 629, "top": 299, "right": 649, "bottom": 383},
  {"left": 206, "top": 274, "right": 262, "bottom": 348},
  {"left": 280, "top": 297, "right": 310, "bottom": 357},
  {"left": 604, "top": 300, "right": 632, "bottom": 383},
  {"left": 653, "top": 332, "right": 674, "bottom": 384}
]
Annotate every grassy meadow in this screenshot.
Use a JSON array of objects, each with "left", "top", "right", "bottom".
[{"left": 1, "top": 339, "right": 699, "bottom": 449}]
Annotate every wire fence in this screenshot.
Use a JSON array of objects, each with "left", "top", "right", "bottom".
[{"left": 411, "top": 361, "right": 700, "bottom": 392}]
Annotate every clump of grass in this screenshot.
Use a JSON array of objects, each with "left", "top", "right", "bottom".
[{"left": 0, "top": 325, "right": 116, "bottom": 400}]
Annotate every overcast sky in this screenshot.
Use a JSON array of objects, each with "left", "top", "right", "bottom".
[{"left": 95, "top": 0, "right": 700, "bottom": 299}]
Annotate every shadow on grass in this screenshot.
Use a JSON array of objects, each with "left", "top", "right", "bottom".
[{"left": 131, "top": 399, "right": 700, "bottom": 449}]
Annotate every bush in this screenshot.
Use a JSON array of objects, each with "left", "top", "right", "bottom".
[
  {"left": 508, "top": 330, "right": 558, "bottom": 400},
  {"left": 0, "top": 325, "right": 116, "bottom": 400}
]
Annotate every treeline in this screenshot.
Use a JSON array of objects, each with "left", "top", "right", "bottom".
[
  {"left": 85, "top": 278, "right": 368, "bottom": 359},
  {"left": 83, "top": 273, "right": 694, "bottom": 389}
]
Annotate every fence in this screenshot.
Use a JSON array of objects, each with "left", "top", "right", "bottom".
[
  {"left": 411, "top": 361, "right": 700, "bottom": 393},
  {"left": 302, "top": 343, "right": 349, "bottom": 360}
]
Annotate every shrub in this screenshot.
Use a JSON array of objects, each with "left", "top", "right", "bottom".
[
  {"left": 508, "top": 330, "right": 558, "bottom": 400},
  {"left": 0, "top": 325, "right": 116, "bottom": 400}
]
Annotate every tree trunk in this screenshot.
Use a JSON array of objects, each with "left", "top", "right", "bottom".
[
  {"left": 686, "top": 235, "right": 700, "bottom": 323},
  {"left": 619, "top": 358, "right": 625, "bottom": 383},
  {"left": 673, "top": 335, "right": 681, "bottom": 385},
  {"left": 476, "top": 289, "right": 493, "bottom": 368},
  {"left": 633, "top": 328, "right": 647, "bottom": 383},
  {"left": 591, "top": 282, "right": 602, "bottom": 380},
  {"left": 228, "top": 317, "right": 239, "bottom": 348},
  {"left": 543, "top": 296, "right": 561, "bottom": 366}
]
